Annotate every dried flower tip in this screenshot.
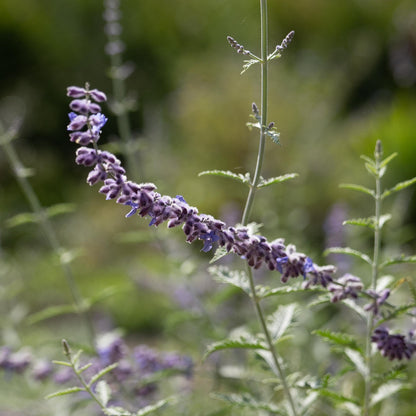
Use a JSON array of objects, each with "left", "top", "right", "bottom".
[
  {"left": 62, "top": 339, "right": 71, "bottom": 357},
  {"left": 276, "top": 30, "right": 295, "bottom": 51},
  {"left": 252, "top": 102, "right": 259, "bottom": 115},
  {"left": 268, "top": 122, "right": 275, "bottom": 129},
  {"left": 227, "top": 35, "right": 250, "bottom": 55},
  {"left": 375, "top": 140, "right": 383, "bottom": 158}
]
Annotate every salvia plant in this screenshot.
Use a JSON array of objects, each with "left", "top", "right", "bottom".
[{"left": 1, "top": 0, "right": 416, "bottom": 415}]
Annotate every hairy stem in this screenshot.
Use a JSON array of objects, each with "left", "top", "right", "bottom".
[
  {"left": 240, "top": 2, "right": 298, "bottom": 415},
  {"left": 0, "top": 125, "right": 96, "bottom": 347},
  {"left": 363, "top": 140, "right": 383, "bottom": 416}
]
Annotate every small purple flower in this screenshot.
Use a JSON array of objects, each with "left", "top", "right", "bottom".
[
  {"left": 96, "top": 332, "right": 127, "bottom": 365},
  {"left": 328, "top": 274, "right": 363, "bottom": 303},
  {"left": 371, "top": 327, "right": 416, "bottom": 360},
  {"left": 200, "top": 230, "right": 220, "bottom": 252},
  {"left": 32, "top": 359, "right": 53, "bottom": 381},
  {"left": 364, "top": 289, "right": 390, "bottom": 316},
  {"left": 134, "top": 345, "right": 163, "bottom": 375}
]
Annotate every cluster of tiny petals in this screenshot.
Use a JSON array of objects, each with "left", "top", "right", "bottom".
[
  {"left": 227, "top": 36, "right": 251, "bottom": 55},
  {"left": 371, "top": 327, "right": 416, "bottom": 360},
  {"left": 67, "top": 85, "right": 336, "bottom": 287},
  {"left": 275, "top": 30, "right": 295, "bottom": 51},
  {"left": 364, "top": 288, "right": 390, "bottom": 316},
  {"left": 328, "top": 274, "right": 364, "bottom": 303}
]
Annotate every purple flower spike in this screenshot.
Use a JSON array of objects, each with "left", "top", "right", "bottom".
[{"left": 371, "top": 327, "right": 416, "bottom": 360}]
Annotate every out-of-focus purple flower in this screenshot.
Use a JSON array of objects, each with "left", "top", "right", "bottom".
[
  {"left": 364, "top": 289, "right": 390, "bottom": 316},
  {"left": 54, "top": 366, "right": 74, "bottom": 384},
  {"left": 134, "top": 345, "right": 163, "bottom": 375},
  {"left": 7, "top": 348, "right": 32, "bottom": 373},
  {"left": 161, "top": 352, "right": 193, "bottom": 378},
  {"left": 96, "top": 332, "right": 127, "bottom": 366},
  {"left": 371, "top": 327, "right": 416, "bottom": 360},
  {"left": 328, "top": 274, "right": 363, "bottom": 302},
  {"left": 32, "top": 359, "right": 54, "bottom": 381}
]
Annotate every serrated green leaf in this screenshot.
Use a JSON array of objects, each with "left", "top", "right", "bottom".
[
  {"left": 339, "top": 402, "right": 361, "bottom": 416},
  {"left": 370, "top": 381, "right": 410, "bottom": 407},
  {"left": 256, "top": 283, "right": 321, "bottom": 299},
  {"left": 211, "top": 392, "right": 283, "bottom": 414},
  {"left": 204, "top": 337, "right": 267, "bottom": 360},
  {"left": 324, "top": 247, "right": 372, "bottom": 265},
  {"left": 104, "top": 407, "right": 132, "bottom": 416},
  {"left": 316, "top": 388, "right": 359, "bottom": 405},
  {"left": 96, "top": 380, "right": 112, "bottom": 407},
  {"left": 135, "top": 397, "right": 175, "bottom": 416},
  {"left": 380, "top": 255, "right": 416, "bottom": 268},
  {"left": 241, "top": 59, "right": 260, "bottom": 74},
  {"left": 345, "top": 348, "right": 367, "bottom": 378},
  {"left": 209, "top": 246, "right": 229, "bottom": 264},
  {"left": 198, "top": 170, "right": 251, "bottom": 186},
  {"left": 26, "top": 304, "right": 77, "bottom": 325},
  {"left": 45, "top": 386, "right": 84, "bottom": 399},
  {"left": 208, "top": 266, "right": 250, "bottom": 295},
  {"left": 78, "top": 362, "right": 92, "bottom": 374},
  {"left": 265, "top": 128, "right": 280, "bottom": 144},
  {"left": 313, "top": 330, "right": 361, "bottom": 352},
  {"left": 89, "top": 363, "right": 118, "bottom": 386},
  {"left": 258, "top": 173, "right": 298, "bottom": 188},
  {"left": 380, "top": 152, "right": 398, "bottom": 168},
  {"left": 382, "top": 177, "right": 416, "bottom": 199},
  {"left": 343, "top": 217, "right": 375, "bottom": 229},
  {"left": 339, "top": 183, "right": 375, "bottom": 197},
  {"left": 52, "top": 360, "right": 72, "bottom": 367},
  {"left": 5, "top": 212, "right": 38, "bottom": 228},
  {"left": 267, "top": 304, "right": 297, "bottom": 342}
]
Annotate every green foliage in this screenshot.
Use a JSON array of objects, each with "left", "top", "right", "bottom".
[{"left": 313, "top": 330, "right": 361, "bottom": 353}]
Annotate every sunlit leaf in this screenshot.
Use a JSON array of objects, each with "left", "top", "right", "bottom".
[
  {"left": 46, "top": 203, "right": 76, "bottom": 217},
  {"left": 198, "top": 170, "right": 250, "bottom": 186},
  {"left": 343, "top": 217, "right": 375, "bottom": 229},
  {"left": 204, "top": 337, "right": 267, "bottom": 360},
  {"left": 209, "top": 246, "right": 229, "bottom": 264},
  {"left": 211, "top": 392, "right": 283, "bottom": 414},
  {"left": 313, "top": 330, "right": 361, "bottom": 352},
  {"left": 267, "top": 304, "right": 297, "bottom": 342},
  {"left": 46, "top": 387, "right": 84, "bottom": 399},
  {"left": 5, "top": 212, "right": 37, "bottom": 228},
  {"left": 382, "top": 177, "right": 416, "bottom": 199},
  {"left": 380, "top": 255, "right": 416, "bottom": 268},
  {"left": 208, "top": 266, "right": 250, "bottom": 295},
  {"left": 258, "top": 173, "right": 298, "bottom": 188},
  {"left": 26, "top": 304, "right": 77, "bottom": 325},
  {"left": 339, "top": 183, "right": 375, "bottom": 197},
  {"left": 316, "top": 388, "right": 359, "bottom": 405},
  {"left": 96, "top": 380, "right": 111, "bottom": 407},
  {"left": 135, "top": 397, "right": 176, "bottom": 415},
  {"left": 380, "top": 152, "right": 398, "bottom": 168},
  {"left": 364, "top": 162, "right": 378, "bottom": 177},
  {"left": 324, "top": 247, "right": 372, "bottom": 265},
  {"left": 88, "top": 363, "right": 118, "bottom": 387},
  {"left": 345, "top": 348, "right": 367, "bottom": 378},
  {"left": 370, "top": 381, "right": 411, "bottom": 407}
]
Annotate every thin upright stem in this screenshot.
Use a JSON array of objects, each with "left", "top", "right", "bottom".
[
  {"left": 0, "top": 126, "right": 95, "bottom": 347},
  {"left": 240, "top": 2, "right": 298, "bottom": 415},
  {"left": 363, "top": 141, "right": 383, "bottom": 416}
]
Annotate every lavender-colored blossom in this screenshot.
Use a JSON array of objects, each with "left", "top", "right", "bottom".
[
  {"left": 371, "top": 327, "right": 416, "bottom": 360},
  {"left": 32, "top": 359, "right": 53, "bottom": 381},
  {"left": 364, "top": 289, "right": 390, "bottom": 316},
  {"left": 134, "top": 345, "right": 163, "bottom": 375},
  {"left": 96, "top": 332, "right": 127, "bottom": 365},
  {"left": 66, "top": 84, "right": 336, "bottom": 288},
  {"left": 54, "top": 366, "right": 74, "bottom": 384},
  {"left": 328, "top": 274, "right": 364, "bottom": 303}
]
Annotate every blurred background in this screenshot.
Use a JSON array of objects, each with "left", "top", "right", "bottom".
[{"left": 0, "top": 0, "right": 415, "bottom": 413}]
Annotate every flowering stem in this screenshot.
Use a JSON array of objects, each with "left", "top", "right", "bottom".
[
  {"left": 363, "top": 140, "right": 383, "bottom": 416},
  {"left": 240, "top": 2, "right": 298, "bottom": 415},
  {"left": 0, "top": 125, "right": 96, "bottom": 348}
]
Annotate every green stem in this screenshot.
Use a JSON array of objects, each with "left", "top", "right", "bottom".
[
  {"left": 240, "top": 2, "right": 298, "bottom": 415},
  {"left": 0, "top": 125, "right": 96, "bottom": 347},
  {"left": 363, "top": 141, "right": 383, "bottom": 416}
]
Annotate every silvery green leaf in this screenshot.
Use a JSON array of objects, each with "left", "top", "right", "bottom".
[
  {"left": 345, "top": 348, "right": 368, "bottom": 378},
  {"left": 343, "top": 217, "right": 375, "bottom": 229},
  {"left": 339, "top": 183, "right": 375, "bottom": 197},
  {"left": 258, "top": 173, "right": 298, "bottom": 188},
  {"left": 5, "top": 212, "right": 37, "bottom": 228},
  {"left": 339, "top": 402, "right": 361, "bottom": 416},
  {"left": 211, "top": 392, "right": 284, "bottom": 414},
  {"left": 45, "top": 387, "right": 84, "bottom": 399},
  {"left": 382, "top": 177, "right": 416, "bottom": 199},
  {"left": 313, "top": 330, "right": 361, "bottom": 352},
  {"left": 267, "top": 304, "right": 297, "bottom": 342},
  {"left": 104, "top": 407, "right": 131, "bottom": 416},
  {"left": 324, "top": 247, "right": 372, "bottom": 265},
  {"left": 380, "top": 152, "right": 398, "bottom": 168},
  {"left": 209, "top": 246, "right": 229, "bottom": 264},
  {"left": 135, "top": 397, "right": 176, "bottom": 415},
  {"left": 380, "top": 255, "right": 416, "bottom": 268},
  {"left": 204, "top": 336, "right": 267, "bottom": 360},
  {"left": 198, "top": 170, "right": 250, "bottom": 186},
  {"left": 370, "top": 381, "right": 411, "bottom": 407},
  {"left": 96, "top": 380, "right": 111, "bottom": 407},
  {"left": 208, "top": 266, "right": 250, "bottom": 294},
  {"left": 89, "top": 363, "right": 118, "bottom": 386}
]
